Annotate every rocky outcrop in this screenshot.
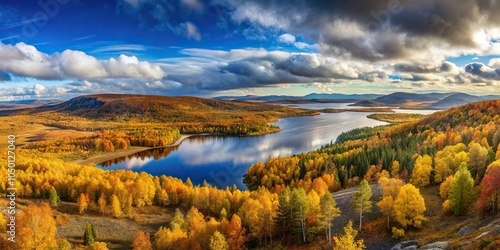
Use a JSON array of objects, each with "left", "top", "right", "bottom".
[
  {"left": 391, "top": 240, "right": 419, "bottom": 250},
  {"left": 391, "top": 240, "right": 450, "bottom": 250},
  {"left": 65, "top": 97, "right": 105, "bottom": 110},
  {"left": 486, "top": 220, "right": 500, "bottom": 228},
  {"left": 457, "top": 225, "right": 474, "bottom": 236},
  {"left": 391, "top": 219, "right": 499, "bottom": 250},
  {"left": 418, "top": 241, "right": 449, "bottom": 249},
  {"left": 475, "top": 218, "right": 500, "bottom": 240}
]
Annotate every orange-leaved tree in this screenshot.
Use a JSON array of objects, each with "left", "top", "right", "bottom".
[
  {"left": 476, "top": 161, "right": 500, "bottom": 214},
  {"left": 132, "top": 231, "right": 153, "bottom": 250},
  {"left": 16, "top": 203, "right": 58, "bottom": 250}
]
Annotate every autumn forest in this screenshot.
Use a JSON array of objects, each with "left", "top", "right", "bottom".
[{"left": 1, "top": 95, "right": 500, "bottom": 250}]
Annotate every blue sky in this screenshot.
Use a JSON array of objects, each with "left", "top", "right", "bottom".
[{"left": 0, "top": 0, "right": 499, "bottom": 100}]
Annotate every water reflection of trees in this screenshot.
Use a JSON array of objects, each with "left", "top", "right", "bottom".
[
  {"left": 99, "top": 135, "right": 252, "bottom": 168},
  {"left": 188, "top": 135, "right": 230, "bottom": 143},
  {"left": 99, "top": 145, "right": 180, "bottom": 167}
]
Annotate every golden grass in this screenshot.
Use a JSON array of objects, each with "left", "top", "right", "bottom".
[
  {"left": 367, "top": 113, "right": 425, "bottom": 124},
  {"left": 399, "top": 101, "right": 435, "bottom": 109},
  {"left": 50, "top": 201, "right": 175, "bottom": 249},
  {"left": 30, "top": 129, "right": 94, "bottom": 142}
]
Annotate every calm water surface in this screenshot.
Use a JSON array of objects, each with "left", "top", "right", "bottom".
[{"left": 99, "top": 104, "right": 437, "bottom": 189}]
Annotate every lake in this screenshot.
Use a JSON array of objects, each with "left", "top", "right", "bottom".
[{"left": 98, "top": 104, "right": 437, "bottom": 189}]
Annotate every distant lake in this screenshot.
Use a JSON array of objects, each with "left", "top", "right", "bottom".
[
  {"left": 284, "top": 103, "right": 439, "bottom": 115},
  {"left": 98, "top": 104, "right": 437, "bottom": 189}
]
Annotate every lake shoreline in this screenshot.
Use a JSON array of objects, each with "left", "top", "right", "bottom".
[
  {"left": 95, "top": 110, "right": 393, "bottom": 189},
  {"left": 74, "top": 134, "right": 207, "bottom": 165},
  {"left": 74, "top": 127, "right": 288, "bottom": 165}
]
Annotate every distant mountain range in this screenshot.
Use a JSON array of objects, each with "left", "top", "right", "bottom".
[
  {"left": 0, "top": 99, "right": 63, "bottom": 107},
  {"left": 214, "top": 93, "right": 383, "bottom": 103},
  {"left": 215, "top": 92, "right": 500, "bottom": 109},
  {"left": 352, "top": 92, "right": 500, "bottom": 109},
  {"left": 2, "top": 92, "right": 499, "bottom": 111},
  {"left": 304, "top": 93, "right": 382, "bottom": 100}
]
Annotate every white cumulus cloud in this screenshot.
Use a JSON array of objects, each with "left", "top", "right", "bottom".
[
  {"left": 278, "top": 33, "right": 296, "bottom": 44},
  {"left": 0, "top": 42, "right": 165, "bottom": 80}
]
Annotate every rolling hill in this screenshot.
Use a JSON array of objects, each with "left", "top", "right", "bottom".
[
  {"left": 0, "top": 94, "right": 320, "bottom": 138},
  {"left": 43, "top": 94, "right": 318, "bottom": 122},
  {"left": 370, "top": 92, "right": 444, "bottom": 105},
  {"left": 429, "top": 93, "right": 482, "bottom": 109},
  {"left": 352, "top": 92, "right": 500, "bottom": 109}
]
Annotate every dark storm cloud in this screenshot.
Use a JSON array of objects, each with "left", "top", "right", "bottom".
[
  {"left": 165, "top": 57, "right": 308, "bottom": 90},
  {"left": 390, "top": 1, "right": 479, "bottom": 46},
  {"left": 274, "top": 55, "right": 335, "bottom": 78},
  {"left": 394, "top": 61, "right": 457, "bottom": 73},
  {"left": 160, "top": 49, "right": 389, "bottom": 91},
  {"left": 465, "top": 62, "right": 500, "bottom": 80},
  {"left": 477, "top": 0, "right": 500, "bottom": 24},
  {"left": 273, "top": 53, "right": 389, "bottom": 81},
  {"left": 440, "top": 61, "right": 456, "bottom": 72},
  {"left": 220, "top": 0, "right": 500, "bottom": 60}
]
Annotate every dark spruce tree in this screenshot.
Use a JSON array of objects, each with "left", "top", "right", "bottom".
[{"left": 83, "top": 222, "right": 97, "bottom": 246}]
